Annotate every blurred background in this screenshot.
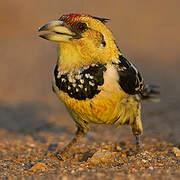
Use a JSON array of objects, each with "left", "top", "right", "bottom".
[{"left": 0, "top": 0, "right": 179, "bottom": 145}]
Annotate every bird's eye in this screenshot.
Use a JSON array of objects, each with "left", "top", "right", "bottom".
[{"left": 73, "top": 22, "right": 88, "bottom": 33}]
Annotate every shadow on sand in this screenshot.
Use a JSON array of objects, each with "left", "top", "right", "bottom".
[{"left": 0, "top": 102, "right": 72, "bottom": 143}]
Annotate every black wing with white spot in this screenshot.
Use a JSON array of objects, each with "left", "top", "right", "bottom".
[
  {"left": 54, "top": 63, "right": 107, "bottom": 100},
  {"left": 113, "top": 55, "right": 145, "bottom": 95}
]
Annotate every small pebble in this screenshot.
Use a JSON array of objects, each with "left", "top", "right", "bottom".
[
  {"left": 71, "top": 169, "right": 75, "bottom": 174},
  {"left": 131, "top": 168, "right": 136, "bottom": 173},
  {"left": 89, "top": 150, "right": 114, "bottom": 164},
  {"left": 29, "top": 162, "right": 47, "bottom": 172},
  {"left": 172, "top": 147, "right": 180, "bottom": 157},
  {"left": 116, "top": 145, "right": 122, "bottom": 151},
  {"left": 141, "top": 151, "right": 148, "bottom": 156}
]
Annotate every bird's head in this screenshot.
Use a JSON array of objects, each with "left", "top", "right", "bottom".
[{"left": 39, "top": 13, "right": 120, "bottom": 68}]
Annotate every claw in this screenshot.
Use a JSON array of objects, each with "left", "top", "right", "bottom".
[{"left": 56, "top": 148, "right": 69, "bottom": 161}]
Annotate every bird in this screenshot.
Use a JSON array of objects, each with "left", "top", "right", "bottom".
[{"left": 39, "top": 13, "right": 159, "bottom": 160}]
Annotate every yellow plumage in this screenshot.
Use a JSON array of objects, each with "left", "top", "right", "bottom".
[
  {"left": 53, "top": 64, "right": 141, "bottom": 130},
  {"left": 39, "top": 13, "right": 158, "bottom": 160}
]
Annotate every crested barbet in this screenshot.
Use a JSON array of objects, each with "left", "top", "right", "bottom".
[{"left": 39, "top": 13, "right": 159, "bottom": 160}]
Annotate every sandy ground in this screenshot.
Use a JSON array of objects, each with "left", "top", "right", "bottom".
[{"left": 0, "top": 0, "right": 180, "bottom": 179}]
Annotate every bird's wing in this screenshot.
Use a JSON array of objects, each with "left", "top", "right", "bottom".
[{"left": 112, "top": 55, "right": 145, "bottom": 95}]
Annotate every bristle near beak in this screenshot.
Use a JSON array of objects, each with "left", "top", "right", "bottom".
[{"left": 38, "top": 20, "right": 75, "bottom": 42}]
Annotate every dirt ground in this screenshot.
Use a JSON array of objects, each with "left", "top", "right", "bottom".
[{"left": 0, "top": 0, "right": 180, "bottom": 179}]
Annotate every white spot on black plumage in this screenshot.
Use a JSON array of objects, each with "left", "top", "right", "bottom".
[
  {"left": 69, "top": 77, "right": 76, "bottom": 83},
  {"left": 61, "top": 78, "right": 66, "bottom": 82},
  {"left": 135, "top": 87, "right": 140, "bottom": 91},
  {"left": 57, "top": 71, "right": 61, "bottom": 78},
  {"left": 114, "top": 55, "right": 145, "bottom": 95},
  {"left": 78, "top": 84, "right": 83, "bottom": 89},
  {"left": 54, "top": 63, "right": 107, "bottom": 100},
  {"left": 80, "top": 79, "right": 84, "bottom": 84},
  {"left": 72, "top": 83, "right": 76, "bottom": 87},
  {"left": 67, "top": 73, "right": 76, "bottom": 83},
  {"left": 75, "top": 74, "right": 82, "bottom": 80},
  {"left": 85, "top": 73, "right": 90, "bottom": 78},
  {"left": 89, "top": 81, "right": 95, "bottom": 86}
]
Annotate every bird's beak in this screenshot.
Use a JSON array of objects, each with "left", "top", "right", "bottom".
[{"left": 38, "top": 20, "right": 75, "bottom": 42}]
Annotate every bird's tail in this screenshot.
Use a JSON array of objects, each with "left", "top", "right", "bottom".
[{"left": 140, "top": 84, "right": 160, "bottom": 102}]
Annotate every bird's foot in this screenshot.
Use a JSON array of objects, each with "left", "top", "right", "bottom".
[
  {"left": 56, "top": 148, "right": 70, "bottom": 161},
  {"left": 136, "top": 143, "right": 144, "bottom": 152}
]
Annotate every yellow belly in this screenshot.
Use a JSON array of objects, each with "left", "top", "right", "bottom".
[{"left": 55, "top": 86, "right": 137, "bottom": 125}]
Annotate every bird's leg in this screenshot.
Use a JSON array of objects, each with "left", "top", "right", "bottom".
[
  {"left": 131, "top": 103, "right": 143, "bottom": 151},
  {"left": 132, "top": 125, "right": 143, "bottom": 151},
  {"left": 56, "top": 123, "right": 89, "bottom": 160},
  {"left": 135, "top": 134, "right": 142, "bottom": 150}
]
